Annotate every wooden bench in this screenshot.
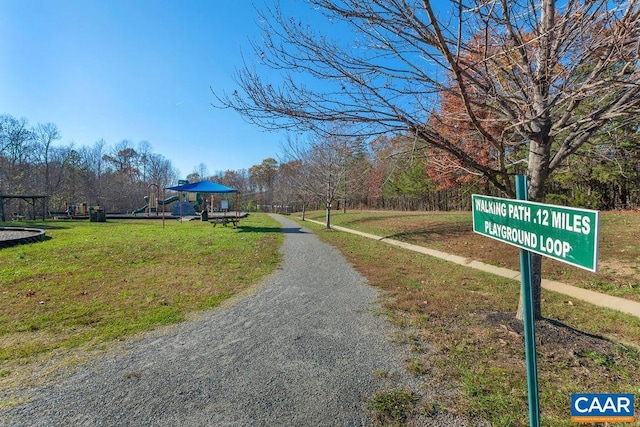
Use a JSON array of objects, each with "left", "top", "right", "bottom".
[{"left": 209, "top": 217, "right": 239, "bottom": 228}]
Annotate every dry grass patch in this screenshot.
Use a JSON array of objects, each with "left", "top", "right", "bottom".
[
  {"left": 307, "top": 210, "right": 640, "bottom": 301},
  {"left": 297, "top": 214, "right": 640, "bottom": 426}
]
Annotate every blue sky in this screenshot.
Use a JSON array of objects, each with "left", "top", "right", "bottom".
[{"left": 0, "top": 0, "right": 291, "bottom": 178}]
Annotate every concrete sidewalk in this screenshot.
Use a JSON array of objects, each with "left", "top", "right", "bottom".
[{"left": 304, "top": 219, "right": 640, "bottom": 320}]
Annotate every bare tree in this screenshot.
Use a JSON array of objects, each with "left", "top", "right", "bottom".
[
  {"left": 188, "top": 163, "right": 209, "bottom": 183},
  {"left": 137, "top": 140, "right": 153, "bottom": 182},
  {"left": 216, "top": 0, "right": 640, "bottom": 319},
  {"left": 0, "top": 114, "right": 36, "bottom": 194},
  {"left": 218, "top": 169, "right": 251, "bottom": 194},
  {"left": 147, "top": 153, "right": 179, "bottom": 188},
  {"left": 275, "top": 159, "right": 306, "bottom": 215},
  {"left": 249, "top": 158, "right": 279, "bottom": 210},
  {"left": 282, "top": 133, "right": 353, "bottom": 228},
  {"left": 76, "top": 139, "right": 108, "bottom": 202},
  {"left": 103, "top": 140, "right": 141, "bottom": 182},
  {"left": 33, "top": 122, "right": 61, "bottom": 194}
]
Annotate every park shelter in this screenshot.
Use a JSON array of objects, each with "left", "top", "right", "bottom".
[
  {"left": 165, "top": 180, "right": 237, "bottom": 194},
  {"left": 0, "top": 194, "right": 49, "bottom": 221},
  {"left": 165, "top": 180, "right": 239, "bottom": 219}
]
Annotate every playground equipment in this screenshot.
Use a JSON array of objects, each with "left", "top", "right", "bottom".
[
  {"left": 133, "top": 195, "right": 179, "bottom": 215},
  {"left": 64, "top": 202, "right": 89, "bottom": 217},
  {"left": 133, "top": 184, "right": 182, "bottom": 216}
]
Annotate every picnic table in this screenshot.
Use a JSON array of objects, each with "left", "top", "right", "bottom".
[
  {"left": 207, "top": 212, "right": 248, "bottom": 228},
  {"left": 210, "top": 216, "right": 238, "bottom": 227}
]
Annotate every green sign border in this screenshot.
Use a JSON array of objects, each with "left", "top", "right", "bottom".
[{"left": 472, "top": 194, "right": 600, "bottom": 272}]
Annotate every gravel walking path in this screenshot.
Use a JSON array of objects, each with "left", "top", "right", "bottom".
[{"left": 2, "top": 215, "right": 429, "bottom": 426}]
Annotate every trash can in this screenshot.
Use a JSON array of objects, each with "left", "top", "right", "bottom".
[
  {"left": 90, "top": 206, "right": 106, "bottom": 222},
  {"left": 201, "top": 210, "right": 208, "bottom": 221},
  {"left": 96, "top": 208, "right": 106, "bottom": 222}
]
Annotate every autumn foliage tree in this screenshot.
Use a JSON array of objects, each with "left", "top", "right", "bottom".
[{"left": 426, "top": 90, "right": 504, "bottom": 190}]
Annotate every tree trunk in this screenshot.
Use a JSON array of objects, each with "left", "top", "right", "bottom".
[
  {"left": 516, "top": 141, "right": 549, "bottom": 320},
  {"left": 516, "top": 253, "right": 543, "bottom": 320},
  {"left": 325, "top": 202, "right": 331, "bottom": 229}
]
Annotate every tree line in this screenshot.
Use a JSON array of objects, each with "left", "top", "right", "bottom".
[
  {"left": 0, "top": 114, "right": 180, "bottom": 214},
  {"left": 269, "top": 129, "right": 640, "bottom": 221},
  {"left": 1, "top": 111, "right": 638, "bottom": 218}
]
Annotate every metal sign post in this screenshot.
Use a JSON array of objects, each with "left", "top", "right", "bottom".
[{"left": 516, "top": 175, "right": 540, "bottom": 427}]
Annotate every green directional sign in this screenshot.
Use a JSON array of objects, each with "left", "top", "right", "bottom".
[{"left": 472, "top": 194, "right": 600, "bottom": 272}]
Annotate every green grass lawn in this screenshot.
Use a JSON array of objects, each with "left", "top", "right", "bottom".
[{"left": 0, "top": 214, "right": 282, "bottom": 393}]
